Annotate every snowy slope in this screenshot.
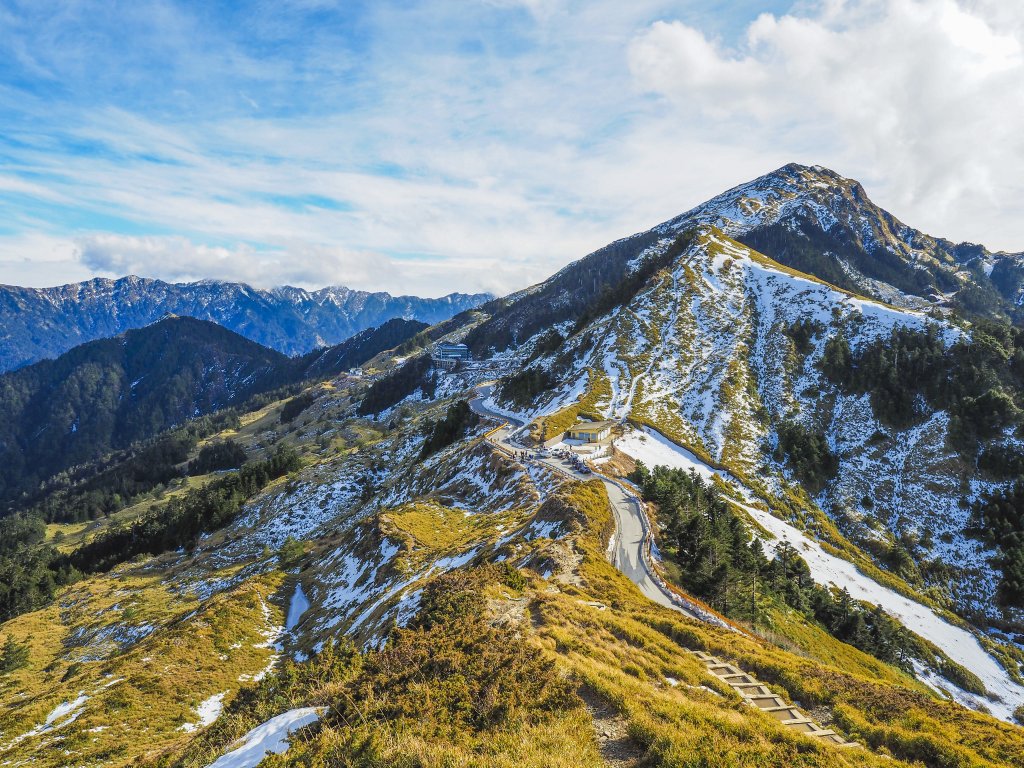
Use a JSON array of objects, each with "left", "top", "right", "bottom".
[
  {"left": 480, "top": 222, "right": 1024, "bottom": 715},
  {"left": 206, "top": 708, "right": 322, "bottom": 768},
  {"left": 614, "top": 423, "right": 1024, "bottom": 722}
]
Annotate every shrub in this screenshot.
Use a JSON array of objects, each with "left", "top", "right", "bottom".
[
  {"left": 277, "top": 536, "right": 306, "bottom": 570},
  {"left": 775, "top": 420, "right": 838, "bottom": 494}
]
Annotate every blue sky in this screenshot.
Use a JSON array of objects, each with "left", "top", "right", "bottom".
[{"left": 1, "top": 0, "right": 1023, "bottom": 295}]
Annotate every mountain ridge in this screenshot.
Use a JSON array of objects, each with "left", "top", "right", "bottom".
[
  {"left": 0, "top": 275, "right": 490, "bottom": 372},
  {"left": 666, "top": 162, "right": 1024, "bottom": 316},
  {"left": 0, "top": 314, "right": 430, "bottom": 504}
]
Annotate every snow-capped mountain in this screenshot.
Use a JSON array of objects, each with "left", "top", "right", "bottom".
[
  {"left": 0, "top": 276, "right": 491, "bottom": 372},
  {"left": 466, "top": 166, "right": 1024, "bottom": 708},
  {"left": 668, "top": 163, "right": 1024, "bottom": 315},
  {"left": 497, "top": 225, "right": 1012, "bottom": 619}
]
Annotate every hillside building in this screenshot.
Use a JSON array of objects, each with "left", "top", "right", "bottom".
[
  {"left": 432, "top": 342, "right": 472, "bottom": 371},
  {"left": 436, "top": 343, "right": 472, "bottom": 361},
  {"left": 566, "top": 419, "right": 615, "bottom": 443}
]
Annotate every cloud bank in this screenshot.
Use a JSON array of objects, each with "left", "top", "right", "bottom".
[{"left": 629, "top": 0, "right": 1024, "bottom": 236}]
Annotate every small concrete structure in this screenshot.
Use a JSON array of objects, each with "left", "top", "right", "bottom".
[{"left": 566, "top": 419, "right": 615, "bottom": 443}]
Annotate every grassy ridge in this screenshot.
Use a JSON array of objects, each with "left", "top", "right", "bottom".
[{"left": 139, "top": 480, "right": 1024, "bottom": 768}]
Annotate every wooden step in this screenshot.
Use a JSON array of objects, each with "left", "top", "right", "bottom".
[
  {"left": 719, "top": 673, "right": 758, "bottom": 685},
  {"left": 744, "top": 695, "right": 788, "bottom": 708},
  {"left": 733, "top": 684, "right": 775, "bottom": 696},
  {"left": 804, "top": 729, "right": 840, "bottom": 739},
  {"left": 779, "top": 716, "right": 814, "bottom": 725},
  {"left": 763, "top": 707, "right": 806, "bottom": 722},
  {"left": 785, "top": 720, "right": 823, "bottom": 734}
]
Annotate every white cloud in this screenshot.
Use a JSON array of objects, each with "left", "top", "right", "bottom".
[
  {"left": 628, "top": 0, "right": 1024, "bottom": 251},
  {"left": 72, "top": 233, "right": 524, "bottom": 297}
]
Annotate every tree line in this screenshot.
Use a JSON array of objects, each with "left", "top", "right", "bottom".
[
  {"left": 19, "top": 412, "right": 241, "bottom": 525},
  {"left": 629, "top": 463, "right": 932, "bottom": 672},
  {"left": 358, "top": 355, "right": 436, "bottom": 415},
  {"left": 420, "top": 400, "right": 480, "bottom": 460},
  {"left": 0, "top": 445, "right": 301, "bottom": 624},
  {"left": 973, "top": 481, "right": 1024, "bottom": 607},
  {"left": 821, "top": 321, "right": 1024, "bottom": 450}
]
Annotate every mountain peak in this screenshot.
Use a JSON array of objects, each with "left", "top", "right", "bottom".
[
  {"left": 649, "top": 162, "right": 1024, "bottom": 318},
  {"left": 658, "top": 162, "right": 853, "bottom": 239}
]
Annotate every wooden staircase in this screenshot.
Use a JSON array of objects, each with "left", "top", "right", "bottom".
[{"left": 688, "top": 650, "right": 859, "bottom": 748}]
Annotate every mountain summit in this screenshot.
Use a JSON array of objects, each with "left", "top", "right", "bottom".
[
  {"left": 466, "top": 163, "right": 1023, "bottom": 358},
  {"left": 666, "top": 163, "right": 1024, "bottom": 315}
]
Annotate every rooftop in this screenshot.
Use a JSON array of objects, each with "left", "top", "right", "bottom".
[{"left": 568, "top": 420, "right": 616, "bottom": 432}]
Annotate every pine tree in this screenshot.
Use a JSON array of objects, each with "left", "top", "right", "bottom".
[
  {"left": 820, "top": 332, "right": 852, "bottom": 381},
  {"left": 0, "top": 635, "right": 29, "bottom": 673}
]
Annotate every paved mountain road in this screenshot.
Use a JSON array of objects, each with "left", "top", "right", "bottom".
[
  {"left": 468, "top": 386, "right": 694, "bottom": 617},
  {"left": 468, "top": 385, "right": 860, "bottom": 750}
]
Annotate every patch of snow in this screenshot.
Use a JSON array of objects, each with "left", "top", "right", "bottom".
[
  {"left": 615, "top": 427, "right": 719, "bottom": 483},
  {"left": 286, "top": 582, "right": 310, "bottom": 632},
  {"left": 205, "top": 707, "right": 322, "bottom": 768},
  {"left": 524, "top": 519, "right": 565, "bottom": 541},
  {"left": 240, "top": 597, "right": 284, "bottom": 683},
  {"left": 43, "top": 694, "right": 88, "bottom": 729},
  {"left": 180, "top": 692, "right": 228, "bottom": 733},
  {"left": 392, "top": 588, "right": 423, "bottom": 628},
  {"left": 0, "top": 693, "right": 89, "bottom": 751}
]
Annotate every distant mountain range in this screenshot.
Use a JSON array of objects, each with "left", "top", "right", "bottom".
[{"left": 0, "top": 276, "right": 490, "bottom": 372}]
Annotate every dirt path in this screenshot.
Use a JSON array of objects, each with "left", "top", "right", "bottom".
[{"left": 578, "top": 686, "right": 645, "bottom": 768}]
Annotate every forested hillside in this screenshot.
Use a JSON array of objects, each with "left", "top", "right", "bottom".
[{"left": 0, "top": 315, "right": 430, "bottom": 505}]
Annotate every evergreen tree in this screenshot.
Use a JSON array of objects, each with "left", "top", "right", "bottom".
[
  {"left": 0, "top": 635, "right": 29, "bottom": 673},
  {"left": 278, "top": 536, "right": 306, "bottom": 569}
]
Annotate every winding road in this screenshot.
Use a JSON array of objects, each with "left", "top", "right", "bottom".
[
  {"left": 468, "top": 385, "right": 860, "bottom": 749},
  {"left": 469, "top": 385, "right": 695, "bottom": 617},
  {"left": 471, "top": 385, "right": 864, "bottom": 753}
]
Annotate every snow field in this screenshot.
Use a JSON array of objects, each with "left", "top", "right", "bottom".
[{"left": 614, "top": 425, "right": 1024, "bottom": 722}]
